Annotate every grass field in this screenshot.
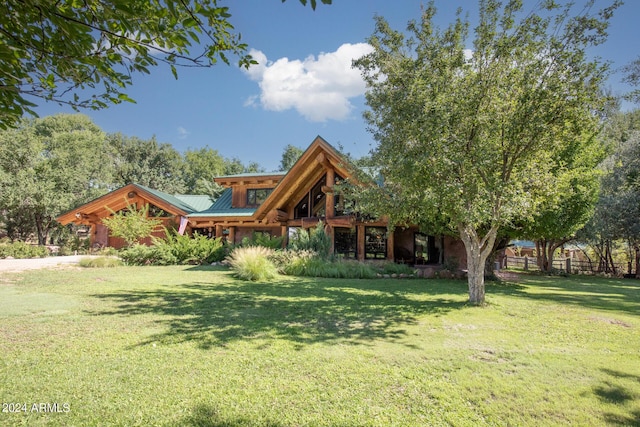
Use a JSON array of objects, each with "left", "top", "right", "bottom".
[{"left": 0, "top": 266, "right": 638, "bottom": 426}]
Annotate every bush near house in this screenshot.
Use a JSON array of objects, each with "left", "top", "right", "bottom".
[{"left": 0, "top": 241, "right": 48, "bottom": 259}]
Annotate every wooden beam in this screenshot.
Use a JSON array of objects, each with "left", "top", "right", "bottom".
[
  {"left": 387, "top": 230, "right": 395, "bottom": 261},
  {"left": 357, "top": 224, "right": 365, "bottom": 262},
  {"left": 325, "top": 168, "right": 335, "bottom": 219}
]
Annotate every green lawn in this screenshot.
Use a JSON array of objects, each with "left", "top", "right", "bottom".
[{"left": 0, "top": 266, "right": 638, "bottom": 426}]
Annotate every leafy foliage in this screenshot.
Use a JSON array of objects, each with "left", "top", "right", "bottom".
[
  {"left": 239, "top": 232, "right": 285, "bottom": 250},
  {"left": 352, "top": 0, "right": 619, "bottom": 304},
  {"left": 0, "top": 241, "right": 49, "bottom": 259},
  {"left": 279, "top": 144, "right": 304, "bottom": 171},
  {"left": 154, "top": 231, "right": 226, "bottom": 264},
  {"left": 109, "top": 133, "right": 186, "bottom": 194},
  {"left": 288, "top": 222, "right": 331, "bottom": 258},
  {"left": 580, "top": 111, "right": 640, "bottom": 275},
  {"left": 0, "top": 0, "right": 252, "bottom": 128},
  {"left": 119, "top": 243, "right": 178, "bottom": 266},
  {"left": 0, "top": 114, "right": 113, "bottom": 244},
  {"left": 0, "top": 0, "right": 329, "bottom": 128},
  {"left": 101, "top": 203, "right": 162, "bottom": 247}
]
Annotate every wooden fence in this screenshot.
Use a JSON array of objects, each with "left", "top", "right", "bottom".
[{"left": 503, "top": 256, "right": 636, "bottom": 276}]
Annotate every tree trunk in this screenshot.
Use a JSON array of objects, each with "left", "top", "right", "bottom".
[
  {"left": 537, "top": 238, "right": 570, "bottom": 273},
  {"left": 34, "top": 213, "right": 47, "bottom": 245},
  {"left": 458, "top": 223, "right": 499, "bottom": 306},
  {"left": 34, "top": 212, "right": 52, "bottom": 246},
  {"left": 635, "top": 245, "right": 640, "bottom": 279}
]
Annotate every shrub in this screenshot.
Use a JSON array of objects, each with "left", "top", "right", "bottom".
[
  {"left": 288, "top": 222, "right": 331, "bottom": 258},
  {"left": 154, "top": 231, "right": 225, "bottom": 265},
  {"left": 0, "top": 242, "right": 49, "bottom": 259},
  {"left": 280, "top": 256, "right": 378, "bottom": 279},
  {"left": 239, "top": 232, "right": 284, "bottom": 250},
  {"left": 101, "top": 202, "right": 162, "bottom": 247},
  {"left": 119, "top": 244, "right": 177, "bottom": 266},
  {"left": 227, "top": 246, "right": 278, "bottom": 281},
  {"left": 79, "top": 257, "right": 123, "bottom": 268},
  {"left": 378, "top": 262, "right": 416, "bottom": 276}
]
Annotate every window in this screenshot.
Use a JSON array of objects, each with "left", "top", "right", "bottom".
[
  {"left": 247, "top": 188, "right": 273, "bottom": 206},
  {"left": 293, "top": 173, "right": 352, "bottom": 219},
  {"left": 414, "top": 233, "right": 441, "bottom": 264},
  {"left": 294, "top": 175, "right": 327, "bottom": 219},
  {"left": 334, "top": 227, "right": 357, "bottom": 259},
  {"left": 294, "top": 198, "right": 309, "bottom": 219},
  {"left": 365, "top": 227, "right": 387, "bottom": 259},
  {"left": 147, "top": 203, "right": 167, "bottom": 217}
]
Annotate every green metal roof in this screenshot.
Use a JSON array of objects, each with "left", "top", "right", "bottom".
[
  {"left": 134, "top": 184, "right": 202, "bottom": 214},
  {"left": 174, "top": 194, "right": 216, "bottom": 212},
  {"left": 187, "top": 189, "right": 256, "bottom": 217}
]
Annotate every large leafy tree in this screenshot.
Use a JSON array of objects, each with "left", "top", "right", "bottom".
[
  {"left": 623, "top": 56, "right": 640, "bottom": 104},
  {"left": 0, "top": 114, "right": 113, "bottom": 243},
  {"left": 353, "top": 0, "right": 617, "bottom": 304},
  {"left": 0, "top": 0, "right": 329, "bottom": 128},
  {"left": 109, "top": 133, "right": 185, "bottom": 194},
  {"left": 279, "top": 144, "right": 304, "bottom": 171},
  {"left": 581, "top": 110, "right": 640, "bottom": 276},
  {"left": 522, "top": 130, "right": 605, "bottom": 272}
]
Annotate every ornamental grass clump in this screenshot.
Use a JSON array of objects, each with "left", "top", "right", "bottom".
[
  {"left": 227, "top": 246, "right": 278, "bottom": 281},
  {"left": 79, "top": 256, "right": 123, "bottom": 268}
]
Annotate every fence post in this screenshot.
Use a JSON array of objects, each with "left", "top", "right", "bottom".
[
  {"left": 566, "top": 258, "right": 572, "bottom": 274},
  {"left": 524, "top": 256, "right": 529, "bottom": 271}
]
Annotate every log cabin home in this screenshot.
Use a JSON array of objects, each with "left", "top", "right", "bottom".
[{"left": 57, "top": 136, "right": 467, "bottom": 271}]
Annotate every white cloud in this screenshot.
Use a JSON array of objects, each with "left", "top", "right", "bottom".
[
  {"left": 177, "top": 126, "right": 189, "bottom": 140},
  {"left": 243, "top": 43, "right": 373, "bottom": 122}
]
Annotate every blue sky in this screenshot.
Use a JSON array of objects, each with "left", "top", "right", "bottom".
[{"left": 34, "top": 0, "right": 640, "bottom": 172}]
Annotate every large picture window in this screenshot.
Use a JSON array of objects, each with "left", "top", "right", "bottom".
[
  {"left": 247, "top": 188, "right": 273, "bottom": 206},
  {"left": 365, "top": 227, "right": 387, "bottom": 259},
  {"left": 293, "top": 173, "right": 348, "bottom": 219},
  {"left": 334, "top": 227, "right": 357, "bottom": 259},
  {"left": 294, "top": 175, "right": 327, "bottom": 219}
]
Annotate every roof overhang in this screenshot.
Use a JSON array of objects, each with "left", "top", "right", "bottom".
[{"left": 56, "top": 183, "right": 191, "bottom": 225}]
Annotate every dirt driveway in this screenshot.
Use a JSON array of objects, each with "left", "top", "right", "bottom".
[{"left": 0, "top": 255, "right": 89, "bottom": 273}]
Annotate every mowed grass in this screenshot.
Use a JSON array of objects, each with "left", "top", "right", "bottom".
[{"left": 0, "top": 266, "right": 638, "bottom": 426}]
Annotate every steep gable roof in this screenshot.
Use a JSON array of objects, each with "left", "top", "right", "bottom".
[
  {"left": 253, "top": 136, "right": 357, "bottom": 220},
  {"left": 133, "top": 184, "right": 202, "bottom": 214},
  {"left": 56, "top": 183, "right": 210, "bottom": 225}
]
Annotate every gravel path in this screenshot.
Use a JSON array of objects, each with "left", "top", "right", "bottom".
[{"left": 0, "top": 255, "right": 90, "bottom": 273}]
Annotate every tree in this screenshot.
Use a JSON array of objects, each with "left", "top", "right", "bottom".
[
  {"left": 109, "top": 133, "right": 186, "bottom": 194},
  {"left": 0, "top": 0, "right": 330, "bottom": 128},
  {"left": 623, "top": 56, "right": 640, "bottom": 104},
  {"left": 522, "top": 130, "right": 605, "bottom": 272},
  {"left": 101, "top": 202, "right": 162, "bottom": 247},
  {"left": 182, "top": 146, "right": 227, "bottom": 195},
  {"left": 0, "top": 114, "right": 113, "bottom": 244},
  {"left": 279, "top": 144, "right": 304, "bottom": 171},
  {"left": 353, "top": 0, "right": 617, "bottom": 304}
]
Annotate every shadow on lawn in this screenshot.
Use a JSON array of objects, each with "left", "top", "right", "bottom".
[
  {"left": 487, "top": 274, "right": 640, "bottom": 316},
  {"left": 87, "top": 273, "right": 468, "bottom": 349},
  {"left": 170, "top": 403, "right": 357, "bottom": 427},
  {"left": 170, "top": 404, "right": 284, "bottom": 427},
  {"left": 596, "top": 368, "right": 640, "bottom": 426}
]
